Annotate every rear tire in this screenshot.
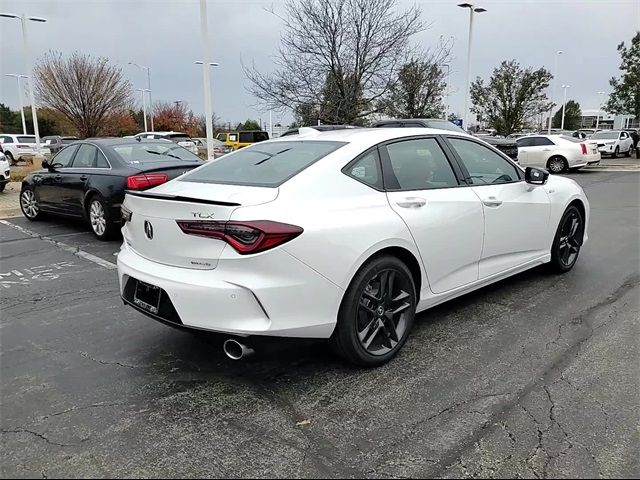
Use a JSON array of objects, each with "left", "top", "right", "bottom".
[
  {"left": 0, "top": 183, "right": 5, "bottom": 193},
  {"left": 549, "top": 205, "right": 584, "bottom": 273},
  {"left": 330, "top": 255, "right": 417, "bottom": 367},
  {"left": 547, "top": 156, "right": 568, "bottom": 174},
  {"left": 86, "top": 195, "right": 117, "bottom": 240}
]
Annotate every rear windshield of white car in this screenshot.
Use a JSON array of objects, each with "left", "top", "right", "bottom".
[
  {"left": 590, "top": 132, "right": 619, "bottom": 140},
  {"left": 18, "top": 136, "right": 36, "bottom": 143},
  {"left": 180, "top": 141, "right": 345, "bottom": 187},
  {"left": 559, "top": 135, "right": 581, "bottom": 143},
  {"left": 113, "top": 142, "right": 202, "bottom": 163}
]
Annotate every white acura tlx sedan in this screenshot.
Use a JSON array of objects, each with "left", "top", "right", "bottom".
[{"left": 117, "top": 127, "right": 589, "bottom": 366}]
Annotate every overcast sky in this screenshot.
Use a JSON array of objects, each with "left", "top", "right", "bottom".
[{"left": 1, "top": 0, "right": 638, "bottom": 128}]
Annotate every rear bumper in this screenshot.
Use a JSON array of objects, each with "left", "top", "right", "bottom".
[{"left": 117, "top": 242, "right": 343, "bottom": 338}]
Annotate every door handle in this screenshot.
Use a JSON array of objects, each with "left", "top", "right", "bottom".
[
  {"left": 396, "top": 197, "right": 427, "bottom": 208},
  {"left": 54, "top": 174, "right": 62, "bottom": 180},
  {"left": 542, "top": 148, "right": 551, "bottom": 151},
  {"left": 80, "top": 175, "right": 88, "bottom": 181},
  {"left": 482, "top": 197, "right": 503, "bottom": 207}
]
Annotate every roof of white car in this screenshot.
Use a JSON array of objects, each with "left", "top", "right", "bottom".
[{"left": 271, "top": 127, "right": 471, "bottom": 144}]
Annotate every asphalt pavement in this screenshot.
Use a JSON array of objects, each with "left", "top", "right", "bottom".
[{"left": 1, "top": 170, "right": 638, "bottom": 478}]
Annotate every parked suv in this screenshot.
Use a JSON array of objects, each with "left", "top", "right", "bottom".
[
  {"left": 590, "top": 130, "right": 634, "bottom": 157},
  {"left": 216, "top": 130, "right": 269, "bottom": 150},
  {"left": 42, "top": 135, "right": 80, "bottom": 155},
  {"left": 133, "top": 131, "right": 198, "bottom": 155},
  {"left": 372, "top": 119, "right": 519, "bottom": 160},
  {"left": 0, "top": 134, "right": 38, "bottom": 165}
]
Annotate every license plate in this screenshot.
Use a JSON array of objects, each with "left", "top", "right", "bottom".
[{"left": 133, "top": 280, "right": 161, "bottom": 314}]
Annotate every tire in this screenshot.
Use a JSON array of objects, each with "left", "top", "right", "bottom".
[
  {"left": 330, "top": 255, "right": 417, "bottom": 367},
  {"left": 0, "top": 183, "right": 5, "bottom": 193},
  {"left": 547, "top": 156, "right": 568, "bottom": 174},
  {"left": 613, "top": 146, "right": 620, "bottom": 158},
  {"left": 20, "top": 187, "right": 43, "bottom": 221},
  {"left": 625, "top": 147, "right": 631, "bottom": 157},
  {"left": 86, "top": 195, "right": 116, "bottom": 240},
  {"left": 549, "top": 205, "right": 584, "bottom": 273},
  {"left": 5, "top": 151, "right": 16, "bottom": 166}
]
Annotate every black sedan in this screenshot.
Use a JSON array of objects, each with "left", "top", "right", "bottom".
[{"left": 20, "top": 138, "right": 204, "bottom": 240}]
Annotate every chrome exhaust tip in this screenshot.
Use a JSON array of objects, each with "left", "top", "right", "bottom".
[{"left": 223, "top": 339, "right": 255, "bottom": 360}]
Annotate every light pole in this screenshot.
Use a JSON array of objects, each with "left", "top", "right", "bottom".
[
  {"left": 129, "top": 62, "right": 154, "bottom": 131},
  {"left": 199, "top": 0, "right": 216, "bottom": 161},
  {"left": 548, "top": 50, "right": 563, "bottom": 134},
  {"left": 595, "top": 91, "right": 606, "bottom": 129},
  {"left": 136, "top": 88, "right": 150, "bottom": 132},
  {"left": 0, "top": 13, "right": 47, "bottom": 153},
  {"left": 442, "top": 63, "right": 451, "bottom": 119},
  {"left": 5, "top": 74, "right": 29, "bottom": 134},
  {"left": 560, "top": 85, "right": 570, "bottom": 130},
  {"left": 195, "top": 59, "right": 220, "bottom": 160},
  {"left": 458, "top": 3, "right": 486, "bottom": 131}
]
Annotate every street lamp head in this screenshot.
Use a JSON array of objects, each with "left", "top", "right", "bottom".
[
  {"left": 28, "top": 16, "right": 47, "bottom": 22},
  {"left": 0, "top": 13, "right": 19, "bottom": 19},
  {"left": 457, "top": 3, "right": 473, "bottom": 8},
  {"left": 557, "top": 50, "right": 563, "bottom": 55},
  {"left": 474, "top": 7, "right": 487, "bottom": 12},
  {"left": 195, "top": 61, "right": 220, "bottom": 67},
  {"left": 562, "top": 84, "right": 570, "bottom": 88}
]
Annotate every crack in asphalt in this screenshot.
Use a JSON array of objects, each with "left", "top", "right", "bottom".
[
  {"left": 430, "top": 274, "right": 639, "bottom": 478},
  {"left": 43, "top": 402, "right": 126, "bottom": 419},
  {"left": 1, "top": 428, "right": 77, "bottom": 448},
  {"left": 79, "top": 351, "right": 138, "bottom": 369}
]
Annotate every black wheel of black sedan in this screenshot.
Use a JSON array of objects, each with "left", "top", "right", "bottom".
[
  {"left": 20, "top": 187, "right": 43, "bottom": 221},
  {"left": 331, "top": 255, "right": 416, "bottom": 367},
  {"left": 549, "top": 205, "right": 584, "bottom": 273}
]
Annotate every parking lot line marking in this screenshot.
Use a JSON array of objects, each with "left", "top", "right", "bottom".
[{"left": 0, "top": 220, "right": 117, "bottom": 270}]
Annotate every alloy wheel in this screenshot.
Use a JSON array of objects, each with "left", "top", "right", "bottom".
[
  {"left": 89, "top": 200, "right": 106, "bottom": 236},
  {"left": 549, "top": 158, "right": 565, "bottom": 173},
  {"left": 557, "top": 210, "right": 581, "bottom": 267},
  {"left": 20, "top": 190, "right": 39, "bottom": 218},
  {"left": 357, "top": 269, "right": 413, "bottom": 356}
]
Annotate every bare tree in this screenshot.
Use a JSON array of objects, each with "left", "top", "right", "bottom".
[
  {"left": 245, "top": 0, "right": 424, "bottom": 124},
  {"left": 33, "top": 51, "right": 132, "bottom": 138},
  {"left": 381, "top": 37, "right": 453, "bottom": 119}
]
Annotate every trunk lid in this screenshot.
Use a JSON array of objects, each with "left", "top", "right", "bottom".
[{"left": 122, "top": 181, "right": 278, "bottom": 269}]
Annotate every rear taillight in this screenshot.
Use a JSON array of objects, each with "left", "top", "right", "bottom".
[
  {"left": 176, "top": 220, "right": 303, "bottom": 254},
  {"left": 580, "top": 143, "right": 587, "bottom": 155},
  {"left": 126, "top": 173, "right": 168, "bottom": 190}
]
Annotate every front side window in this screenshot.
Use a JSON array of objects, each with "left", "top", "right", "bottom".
[
  {"left": 384, "top": 138, "right": 459, "bottom": 191},
  {"left": 181, "top": 140, "right": 345, "bottom": 187},
  {"left": 344, "top": 149, "right": 383, "bottom": 189},
  {"left": 216, "top": 133, "right": 227, "bottom": 141},
  {"left": 448, "top": 138, "right": 520, "bottom": 185},
  {"left": 72, "top": 144, "right": 97, "bottom": 168},
  {"left": 51, "top": 145, "right": 79, "bottom": 168}
]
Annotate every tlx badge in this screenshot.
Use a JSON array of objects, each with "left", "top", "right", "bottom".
[{"left": 192, "top": 212, "right": 215, "bottom": 219}]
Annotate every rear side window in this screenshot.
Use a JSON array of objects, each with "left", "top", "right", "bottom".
[
  {"left": 343, "top": 148, "right": 383, "bottom": 189},
  {"left": 96, "top": 151, "right": 110, "bottom": 168},
  {"left": 17, "top": 136, "right": 36, "bottom": 143},
  {"left": 531, "top": 137, "right": 555, "bottom": 146},
  {"left": 72, "top": 144, "right": 97, "bottom": 168},
  {"left": 181, "top": 141, "right": 345, "bottom": 187},
  {"left": 229, "top": 134, "right": 238, "bottom": 142}
]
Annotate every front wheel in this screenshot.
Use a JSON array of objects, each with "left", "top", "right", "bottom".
[
  {"left": 331, "top": 256, "right": 417, "bottom": 367},
  {"left": 5, "top": 152, "right": 16, "bottom": 166},
  {"left": 613, "top": 146, "right": 620, "bottom": 158},
  {"left": 0, "top": 183, "right": 5, "bottom": 193},
  {"left": 87, "top": 195, "right": 117, "bottom": 240},
  {"left": 20, "top": 187, "right": 43, "bottom": 220},
  {"left": 549, "top": 205, "right": 584, "bottom": 273}
]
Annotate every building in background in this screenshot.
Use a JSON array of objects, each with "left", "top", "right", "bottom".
[{"left": 580, "top": 109, "right": 637, "bottom": 130}]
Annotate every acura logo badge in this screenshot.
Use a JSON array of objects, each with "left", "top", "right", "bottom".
[{"left": 144, "top": 220, "right": 154, "bottom": 240}]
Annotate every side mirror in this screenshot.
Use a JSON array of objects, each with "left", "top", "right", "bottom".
[
  {"left": 41, "top": 159, "right": 50, "bottom": 170},
  {"left": 525, "top": 167, "right": 548, "bottom": 185}
]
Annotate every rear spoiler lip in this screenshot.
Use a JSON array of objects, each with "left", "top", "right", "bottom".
[{"left": 124, "top": 190, "right": 241, "bottom": 207}]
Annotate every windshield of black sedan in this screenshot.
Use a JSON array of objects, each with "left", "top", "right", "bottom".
[
  {"left": 180, "top": 141, "right": 345, "bottom": 187},
  {"left": 113, "top": 142, "right": 202, "bottom": 163}
]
